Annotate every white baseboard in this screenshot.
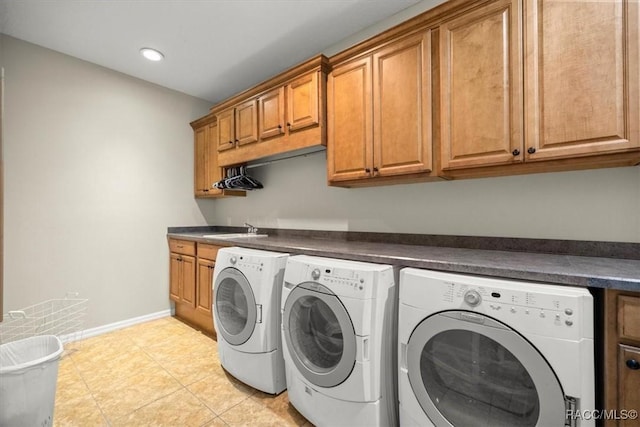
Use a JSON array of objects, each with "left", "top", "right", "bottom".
[{"left": 61, "top": 309, "right": 173, "bottom": 343}]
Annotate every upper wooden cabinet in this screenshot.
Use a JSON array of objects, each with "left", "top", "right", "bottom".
[
  {"left": 216, "top": 108, "right": 235, "bottom": 152},
  {"left": 328, "top": 31, "right": 434, "bottom": 186},
  {"left": 287, "top": 71, "right": 320, "bottom": 132},
  {"left": 216, "top": 99, "right": 258, "bottom": 152},
  {"left": 258, "top": 71, "right": 321, "bottom": 140},
  {"left": 327, "top": 56, "right": 372, "bottom": 182},
  {"left": 440, "top": 0, "right": 523, "bottom": 170},
  {"left": 524, "top": 0, "right": 639, "bottom": 161},
  {"left": 440, "top": 0, "right": 639, "bottom": 175},
  {"left": 193, "top": 119, "right": 245, "bottom": 198},
  {"left": 195, "top": 55, "right": 329, "bottom": 167},
  {"left": 234, "top": 99, "right": 259, "bottom": 146},
  {"left": 259, "top": 87, "right": 285, "bottom": 140}
]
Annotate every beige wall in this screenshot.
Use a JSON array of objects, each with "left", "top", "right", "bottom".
[
  {"left": 210, "top": 152, "right": 640, "bottom": 242},
  {"left": 1, "top": 35, "right": 213, "bottom": 327}
]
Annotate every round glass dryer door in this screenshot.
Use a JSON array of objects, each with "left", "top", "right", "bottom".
[
  {"left": 283, "top": 282, "right": 357, "bottom": 388},
  {"left": 214, "top": 267, "right": 257, "bottom": 346},
  {"left": 406, "top": 311, "right": 566, "bottom": 427}
]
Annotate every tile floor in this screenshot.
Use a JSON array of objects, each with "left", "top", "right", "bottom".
[{"left": 54, "top": 316, "right": 311, "bottom": 426}]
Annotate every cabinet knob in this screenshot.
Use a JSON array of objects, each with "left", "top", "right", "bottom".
[
  {"left": 373, "top": 167, "right": 379, "bottom": 173},
  {"left": 228, "top": 141, "right": 233, "bottom": 144},
  {"left": 364, "top": 168, "right": 371, "bottom": 174},
  {"left": 527, "top": 147, "right": 536, "bottom": 154},
  {"left": 235, "top": 139, "right": 239, "bottom": 143},
  {"left": 287, "top": 122, "right": 291, "bottom": 127},
  {"left": 278, "top": 124, "right": 282, "bottom": 129},
  {"left": 512, "top": 149, "right": 520, "bottom": 156},
  {"left": 626, "top": 359, "right": 640, "bottom": 370}
]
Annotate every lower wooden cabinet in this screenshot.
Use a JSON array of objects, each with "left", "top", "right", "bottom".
[
  {"left": 169, "top": 238, "right": 226, "bottom": 337},
  {"left": 604, "top": 290, "right": 640, "bottom": 426},
  {"left": 169, "top": 239, "right": 196, "bottom": 307},
  {"left": 196, "top": 258, "right": 214, "bottom": 317},
  {"left": 618, "top": 344, "right": 640, "bottom": 426},
  {"left": 169, "top": 252, "right": 196, "bottom": 307}
]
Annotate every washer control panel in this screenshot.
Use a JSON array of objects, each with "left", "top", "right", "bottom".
[
  {"left": 228, "top": 254, "right": 264, "bottom": 272},
  {"left": 440, "top": 281, "right": 589, "bottom": 339},
  {"left": 463, "top": 289, "right": 482, "bottom": 307},
  {"left": 305, "top": 264, "right": 373, "bottom": 298}
]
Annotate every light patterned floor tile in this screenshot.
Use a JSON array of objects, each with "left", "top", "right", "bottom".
[
  {"left": 111, "top": 388, "right": 216, "bottom": 427},
  {"left": 56, "top": 366, "right": 89, "bottom": 402},
  {"left": 54, "top": 394, "right": 108, "bottom": 426},
  {"left": 187, "top": 372, "right": 256, "bottom": 415},
  {"left": 92, "top": 366, "right": 182, "bottom": 422},
  {"left": 54, "top": 317, "right": 311, "bottom": 426},
  {"left": 77, "top": 347, "right": 162, "bottom": 391},
  {"left": 164, "top": 356, "right": 226, "bottom": 386},
  {"left": 250, "top": 391, "right": 308, "bottom": 426},
  {"left": 202, "top": 417, "right": 230, "bottom": 426}
]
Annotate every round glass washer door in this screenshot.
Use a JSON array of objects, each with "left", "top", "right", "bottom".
[
  {"left": 283, "top": 282, "right": 357, "bottom": 388},
  {"left": 214, "top": 267, "right": 257, "bottom": 346},
  {"left": 406, "top": 311, "right": 566, "bottom": 427}
]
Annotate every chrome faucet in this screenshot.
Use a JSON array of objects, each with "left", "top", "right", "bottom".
[{"left": 244, "top": 222, "right": 258, "bottom": 234}]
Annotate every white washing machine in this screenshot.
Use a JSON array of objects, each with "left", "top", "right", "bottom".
[
  {"left": 281, "top": 255, "right": 398, "bottom": 427},
  {"left": 398, "top": 268, "right": 594, "bottom": 427},
  {"left": 213, "top": 247, "right": 289, "bottom": 394}
]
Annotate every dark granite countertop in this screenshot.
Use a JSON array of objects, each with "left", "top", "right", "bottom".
[{"left": 167, "top": 227, "right": 640, "bottom": 292}]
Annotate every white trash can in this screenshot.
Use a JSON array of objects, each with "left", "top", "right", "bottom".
[{"left": 0, "top": 335, "right": 64, "bottom": 427}]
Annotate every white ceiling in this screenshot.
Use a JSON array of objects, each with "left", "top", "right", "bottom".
[{"left": 0, "top": 0, "right": 428, "bottom": 103}]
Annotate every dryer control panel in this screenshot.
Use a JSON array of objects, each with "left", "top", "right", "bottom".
[{"left": 400, "top": 268, "right": 593, "bottom": 340}]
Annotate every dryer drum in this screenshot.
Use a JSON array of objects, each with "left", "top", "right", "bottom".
[
  {"left": 404, "top": 310, "right": 569, "bottom": 427},
  {"left": 421, "top": 329, "right": 539, "bottom": 422},
  {"left": 216, "top": 278, "right": 250, "bottom": 335}
]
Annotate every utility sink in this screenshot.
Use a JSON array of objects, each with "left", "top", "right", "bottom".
[{"left": 202, "top": 233, "right": 268, "bottom": 239}]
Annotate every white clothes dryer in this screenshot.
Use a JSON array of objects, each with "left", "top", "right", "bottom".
[
  {"left": 213, "top": 247, "right": 289, "bottom": 394},
  {"left": 281, "top": 255, "right": 398, "bottom": 427},
  {"left": 398, "top": 268, "right": 595, "bottom": 427}
]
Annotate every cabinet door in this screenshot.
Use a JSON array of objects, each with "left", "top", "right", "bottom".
[
  {"left": 196, "top": 258, "right": 214, "bottom": 316},
  {"left": 259, "top": 87, "right": 285, "bottom": 140},
  {"left": 327, "top": 56, "right": 373, "bottom": 182},
  {"left": 373, "top": 31, "right": 432, "bottom": 177},
  {"left": 180, "top": 255, "right": 196, "bottom": 308},
  {"left": 217, "top": 108, "right": 235, "bottom": 152},
  {"left": 235, "top": 99, "right": 259, "bottom": 146},
  {"left": 525, "top": 0, "right": 639, "bottom": 161},
  {"left": 287, "top": 71, "right": 319, "bottom": 132},
  {"left": 619, "top": 345, "right": 640, "bottom": 426},
  {"left": 169, "top": 253, "right": 182, "bottom": 302},
  {"left": 207, "top": 123, "right": 223, "bottom": 196},
  {"left": 440, "top": 0, "right": 523, "bottom": 170},
  {"left": 194, "top": 126, "right": 208, "bottom": 196}
]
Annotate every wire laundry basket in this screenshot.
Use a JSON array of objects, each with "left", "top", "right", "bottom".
[{"left": 0, "top": 294, "right": 88, "bottom": 345}]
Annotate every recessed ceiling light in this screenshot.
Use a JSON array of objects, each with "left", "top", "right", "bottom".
[{"left": 140, "top": 47, "right": 164, "bottom": 61}]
